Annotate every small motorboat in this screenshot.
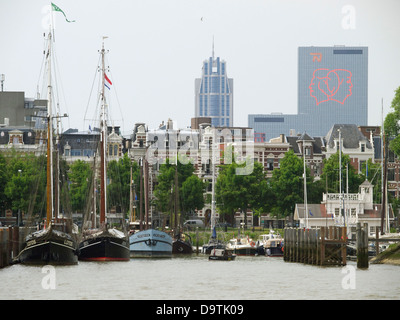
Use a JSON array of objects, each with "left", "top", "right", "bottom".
[
  {"left": 208, "top": 248, "right": 236, "bottom": 261},
  {"left": 264, "top": 238, "right": 284, "bottom": 257}
]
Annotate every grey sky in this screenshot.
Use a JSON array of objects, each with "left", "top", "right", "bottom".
[{"left": 1, "top": 0, "right": 399, "bottom": 136}]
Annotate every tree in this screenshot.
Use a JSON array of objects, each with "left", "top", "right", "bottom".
[
  {"left": 360, "top": 158, "right": 382, "bottom": 203},
  {"left": 181, "top": 175, "right": 205, "bottom": 214},
  {"left": 68, "top": 160, "right": 92, "bottom": 212},
  {"left": 320, "top": 151, "right": 364, "bottom": 194},
  {"left": 153, "top": 158, "right": 203, "bottom": 219},
  {"left": 107, "top": 153, "right": 133, "bottom": 214},
  {"left": 384, "top": 86, "right": 400, "bottom": 156},
  {"left": 4, "top": 151, "right": 46, "bottom": 217},
  {"left": 268, "top": 150, "right": 306, "bottom": 218},
  {"left": 153, "top": 159, "right": 176, "bottom": 214},
  {"left": 0, "top": 153, "right": 9, "bottom": 214},
  {"left": 216, "top": 161, "right": 266, "bottom": 223}
]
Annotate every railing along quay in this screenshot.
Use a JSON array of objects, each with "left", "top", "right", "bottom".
[{"left": 284, "top": 226, "right": 347, "bottom": 266}]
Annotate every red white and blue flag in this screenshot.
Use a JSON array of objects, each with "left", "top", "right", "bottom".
[{"left": 104, "top": 73, "right": 112, "bottom": 90}]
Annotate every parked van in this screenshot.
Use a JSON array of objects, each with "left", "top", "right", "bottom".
[{"left": 183, "top": 219, "right": 204, "bottom": 229}]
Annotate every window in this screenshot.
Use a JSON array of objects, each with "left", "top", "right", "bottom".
[
  {"left": 71, "top": 149, "right": 81, "bottom": 156},
  {"left": 389, "top": 150, "right": 396, "bottom": 162},
  {"left": 359, "top": 160, "right": 365, "bottom": 173},
  {"left": 83, "top": 149, "right": 93, "bottom": 157},
  {"left": 388, "top": 168, "right": 395, "bottom": 181},
  {"left": 267, "top": 158, "right": 274, "bottom": 170},
  {"left": 361, "top": 144, "right": 365, "bottom": 152},
  {"left": 254, "top": 117, "right": 284, "bottom": 122},
  {"left": 333, "top": 49, "right": 363, "bottom": 54}
]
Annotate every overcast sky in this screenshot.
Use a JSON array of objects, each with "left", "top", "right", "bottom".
[{"left": 1, "top": 0, "right": 399, "bottom": 136}]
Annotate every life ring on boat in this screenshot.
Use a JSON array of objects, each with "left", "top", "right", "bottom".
[{"left": 250, "top": 241, "right": 255, "bottom": 247}]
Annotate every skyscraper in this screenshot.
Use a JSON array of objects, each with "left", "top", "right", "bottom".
[
  {"left": 249, "top": 46, "right": 368, "bottom": 140},
  {"left": 195, "top": 43, "right": 233, "bottom": 127}
]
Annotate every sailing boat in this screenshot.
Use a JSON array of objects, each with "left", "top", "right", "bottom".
[
  {"left": 202, "top": 144, "right": 225, "bottom": 254},
  {"left": 129, "top": 158, "right": 173, "bottom": 258},
  {"left": 77, "top": 38, "right": 130, "bottom": 261},
  {"left": 18, "top": 30, "right": 78, "bottom": 265},
  {"left": 172, "top": 163, "right": 193, "bottom": 254}
]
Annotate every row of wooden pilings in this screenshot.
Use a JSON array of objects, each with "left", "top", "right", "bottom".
[
  {"left": 284, "top": 223, "right": 371, "bottom": 268},
  {"left": 0, "top": 227, "right": 33, "bottom": 268},
  {"left": 284, "top": 226, "right": 347, "bottom": 267}
]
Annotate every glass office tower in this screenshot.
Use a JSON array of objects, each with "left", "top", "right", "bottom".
[
  {"left": 249, "top": 46, "right": 368, "bottom": 140},
  {"left": 195, "top": 50, "right": 233, "bottom": 127}
]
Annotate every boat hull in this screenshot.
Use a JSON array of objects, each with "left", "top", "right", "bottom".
[
  {"left": 202, "top": 241, "right": 225, "bottom": 254},
  {"left": 265, "top": 247, "right": 283, "bottom": 257},
  {"left": 129, "top": 229, "right": 172, "bottom": 258},
  {"left": 78, "top": 232, "right": 130, "bottom": 261},
  {"left": 18, "top": 228, "right": 78, "bottom": 265},
  {"left": 209, "top": 255, "right": 236, "bottom": 261},
  {"left": 230, "top": 246, "right": 257, "bottom": 256},
  {"left": 173, "top": 239, "right": 193, "bottom": 254}
]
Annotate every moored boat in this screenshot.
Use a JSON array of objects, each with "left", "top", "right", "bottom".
[
  {"left": 18, "top": 24, "right": 78, "bottom": 265},
  {"left": 18, "top": 222, "right": 78, "bottom": 265},
  {"left": 209, "top": 248, "right": 236, "bottom": 261},
  {"left": 172, "top": 233, "right": 193, "bottom": 254},
  {"left": 255, "top": 230, "right": 283, "bottom": 256},
  {"left": 79, "top": 226, "right": 129, "bottom": 261},
  {"left": 226, "top": 235, "right": 257, "bottom": 256},
  {"left": 264, "top": 238, "right": 284, "bottom": 257},
  {"left": 202, "top": 227, "right": 225, "bottom": 254},
  {"left": 77, "top": 38, "right": 129, "bottom": 262},
  {"left": 130, "top": 229, "right": 172, "bottom": 258}
]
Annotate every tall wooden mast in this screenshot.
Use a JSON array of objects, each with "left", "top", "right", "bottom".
[
  {"left": 99, "top": 37, "right": 108, "bottom": 226},
  {"left": 46, "top": 31, "right": 54, "bottom": 227}
]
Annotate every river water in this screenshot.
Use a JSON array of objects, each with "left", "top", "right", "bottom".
[{"left": 0, "top": 255, "right": 399, "bottom": 300}]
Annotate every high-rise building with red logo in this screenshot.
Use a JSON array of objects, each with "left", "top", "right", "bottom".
[{"left": 249, "top": 46, "right": 368, "bottom": 140}]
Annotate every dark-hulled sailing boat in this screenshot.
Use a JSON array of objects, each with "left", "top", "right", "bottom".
[
  {"left": 18, "top": 29, "right": 78, "bottom": 265},
  {"left": 172, "top": 165, "right": 193, "bottom": 254},
  {"left": 78, "top": 38, "right": 130, "bottom": 261}
]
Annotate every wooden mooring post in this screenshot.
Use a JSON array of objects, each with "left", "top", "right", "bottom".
[
  {"left": 0, "top": 227, "right": 26, "bottom": 268},
  {"left": 284, "top": 226, "right": 347, "bottom": 266},
  {"left": 356, "top": 222, "right": 369, "bottom": 269},
  {"left": 0, "top": 227, "right": 10, "bottom": 268}
]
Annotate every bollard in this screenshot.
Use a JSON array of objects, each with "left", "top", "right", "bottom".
[{"left": 357, "top": 222, "right": 369, "bottom": 269}]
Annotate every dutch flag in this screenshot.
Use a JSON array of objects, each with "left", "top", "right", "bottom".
[{"left": 104, "top": 73, "right": 112, "bottom": 90}]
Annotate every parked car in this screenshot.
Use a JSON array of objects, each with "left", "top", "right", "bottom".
[{"left": 183, "top": 219, "right": 204, "bottom": 230}]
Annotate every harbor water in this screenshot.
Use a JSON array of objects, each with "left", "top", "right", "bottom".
[{"left": 0, "top": 255, "right": 399, "bottom": 300}]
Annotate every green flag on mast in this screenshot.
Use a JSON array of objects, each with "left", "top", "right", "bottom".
[{"left": 51, "top": 3, "right": 75, "bottom": 23}]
